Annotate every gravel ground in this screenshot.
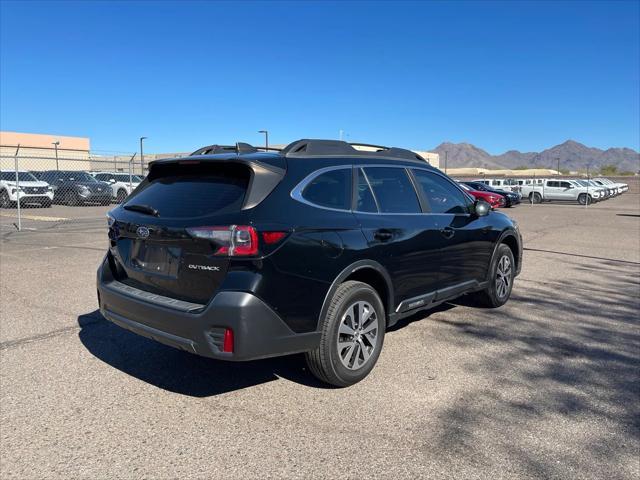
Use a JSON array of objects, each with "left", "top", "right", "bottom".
[{"left": 1, "top": 195, "right": 639, "bottom": 479}]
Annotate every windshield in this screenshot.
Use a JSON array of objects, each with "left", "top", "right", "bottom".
[
  {"left": 113, "top": 174, "right": 139, "bottom": 182},
  {"left": 0, "top": 171, "right": 39, "bottom": 182},
  {"left": 60, "top": 172, "right": 97, "bottom": 182}
]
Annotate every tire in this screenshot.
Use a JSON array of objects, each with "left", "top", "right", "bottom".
[
  {"left": 116, "top": 189, "right": 127, "bottom": 204},
  {"left": 578, "top": 193, "right": 592, "bottom": 205},
  {"left": 529, "top": 192, "right": 542, "bottom": 204},
  {"left": 470, "top": 244, "right": 515, "bottom": 308},
  {"left": 65, "top": 190, "right": 79, "bottom": 206},
  {"left": 0, "top": 189, "right": 11, "bottom": 208},
  {"left": 305, "top": 281, "right": 385, "bottom": 387}
]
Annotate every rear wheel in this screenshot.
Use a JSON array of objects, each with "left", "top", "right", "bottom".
[
  {"left": 529, "top": 192, "right": 542, "bottom": 204},
  {"left": 305, "top": 281, "right": 385, "bottom": 387},
  {"left": 578, "top": 193, "right": 592, "bottom": 205},
  {"left": 470, "top": 244, "right": 515, "bottom": 308}
]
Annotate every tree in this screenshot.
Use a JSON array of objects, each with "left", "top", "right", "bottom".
[{"left": 600, "top": 165, "right": 618, "bottom": 176}]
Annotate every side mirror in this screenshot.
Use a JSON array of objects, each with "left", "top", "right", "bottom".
[
  {"left": 474, "top": 200, "right": 491, "bottom": 217},
  {"left": 109, "top": 179, "right": 116, "bottom": 183}
]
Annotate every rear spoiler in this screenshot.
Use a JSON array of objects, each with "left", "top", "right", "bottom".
[{"left": 147, "top": 156, "right": 285, "bottom": 210}]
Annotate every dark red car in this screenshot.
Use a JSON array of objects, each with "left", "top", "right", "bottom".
[{"left": 459, "top": 183, "right": 506, "bottom": 209}]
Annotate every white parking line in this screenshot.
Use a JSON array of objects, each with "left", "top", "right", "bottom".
[{"left": 0, "top": 213, "right": 69, "bottom": 222}]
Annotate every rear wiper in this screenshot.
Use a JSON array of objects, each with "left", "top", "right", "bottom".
[{"left": 123, "top": 204, "right": 159, "bottom": 217}]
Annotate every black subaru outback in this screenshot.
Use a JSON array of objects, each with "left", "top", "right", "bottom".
[{"left": 97, "top": 139, "right": 522, "bottom": 386}]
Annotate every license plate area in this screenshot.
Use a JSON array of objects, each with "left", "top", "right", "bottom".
[{"left": 130, "top": 241, "right": 181, "bottom": 277}]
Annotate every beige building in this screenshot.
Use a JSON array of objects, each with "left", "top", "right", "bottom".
[
  {"left": 0, "top": 131, "right": 91, "bottom": 172},
  {"left": 1, "top": 132, "right": 440, "bottom": 173}
]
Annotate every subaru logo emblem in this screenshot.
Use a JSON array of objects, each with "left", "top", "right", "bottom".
[{"left": 136, "top": 226, "right": 150, "bottom": 238}]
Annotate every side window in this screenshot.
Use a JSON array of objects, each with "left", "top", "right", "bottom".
[
  {"left": 95, "top": 174, "right": 106, "bottom": 181},
  {"left": 362, "top": 167, "right": 421, "bottom": 214},
  {"left": 492, "top": 180, "right": 501, "bottom": 186},
  {"left": 547, "top": 181, "right": 558, "bottom": 187},
  {"left": 560, "top": 181, "right": 571, "bottom": 188},
  {"left": 301, "top": 168, "right": 351, "bottom": 210},
  {"left": 356, "top": 169, "right": 377, "bottom": 212},
  {"left": 413, "top": 170, "right": 469, "bottom": 214}
]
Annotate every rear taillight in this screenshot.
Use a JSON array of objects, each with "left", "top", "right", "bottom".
[{"left": 186, "top": 225, "right": 287, "bottom": 256}]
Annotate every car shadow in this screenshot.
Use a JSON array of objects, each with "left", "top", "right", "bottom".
[{"left": 77, "top": 311, "right": 331, "bottom": 397}]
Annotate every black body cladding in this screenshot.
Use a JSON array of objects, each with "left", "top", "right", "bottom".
[{"left": 97, "top": 139, "right": 522, "bottom": 364}]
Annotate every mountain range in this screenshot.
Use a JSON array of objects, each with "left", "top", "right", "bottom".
[{"left": 429, "top": 140, "right": 640, "bottom": 173}]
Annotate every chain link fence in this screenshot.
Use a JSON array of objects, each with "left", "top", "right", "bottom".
[{"left": 0, "top": 150, "right": 146, "bottom": 231}]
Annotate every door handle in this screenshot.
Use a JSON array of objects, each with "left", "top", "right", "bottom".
[
  {"left": 440, "top": 227, "right": 455, "bottom": 239},
  {"left": 374, "top": 229, "right": 393, "bottom": 242}
]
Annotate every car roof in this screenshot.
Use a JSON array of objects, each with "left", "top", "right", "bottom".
[{"left": 167, "top": 139, "right": 435, "bottom": 170}]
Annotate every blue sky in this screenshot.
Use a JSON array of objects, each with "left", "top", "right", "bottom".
[{"left": 1, "top": 0, "right": 638, "bottom": 154}]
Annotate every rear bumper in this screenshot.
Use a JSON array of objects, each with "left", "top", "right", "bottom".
[{"left": 96, "top": 257, "right": 320, "bottom": 361}]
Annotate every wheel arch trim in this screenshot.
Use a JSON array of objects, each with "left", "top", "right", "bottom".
[
  {"left": 318, "top": 260, "right": 395, "bottom": 330},
  {"left": 491, "top": 229, "right": 521, "bottom": 277}
]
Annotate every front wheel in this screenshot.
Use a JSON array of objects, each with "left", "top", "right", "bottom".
[
  {"left": 470, "top": 244, "right": 515, "bottom": 308},
  {"left": 578, "top": 193, "right": 592, "bottom": 205},
  {"left": 305, "top": 281, "right": 385, "bottom": 387},
  {"left": 65, "top": 190, "right": 79, "bottom": 206},
  {"left": 529, "top": 192, "right": 542, "bottom": 204},
  {"left": 0, "top": 190, "right": 11, "bottom": 208}
]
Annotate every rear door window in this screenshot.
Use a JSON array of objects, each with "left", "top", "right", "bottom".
[
  {"left": 362, "top": 167, "right": 421, "bottom": 214},
  {"left": 356, "top": 168, "right": 378, "bottom": 212},
  {"left": 301, "top": 168, "right": 351, "bottom": 210},
  {"left": 126, "top": 163, "right": 250, "bottom": 218},
  {"left": 413, "top": 170, "right": 469, "bottom": 214}
]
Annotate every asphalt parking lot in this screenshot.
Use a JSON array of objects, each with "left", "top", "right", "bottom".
[{"left": 1, "top": 196, "right": 639, "bottom": 479}]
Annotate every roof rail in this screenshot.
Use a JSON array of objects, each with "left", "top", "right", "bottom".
[{"left": 282, "top": 139, "right": 426, "bottom": 162}]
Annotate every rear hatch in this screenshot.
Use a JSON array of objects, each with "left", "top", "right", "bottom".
[{"left": 107, "top": 158, "right": 283, "bottom": 304}]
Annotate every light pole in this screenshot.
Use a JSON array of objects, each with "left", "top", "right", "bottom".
[
  {"left": 444, "top": 151, "right": 448, "bottom": 174},
  {"left": 556, "top": 156, "right": 560, "bottom": 176},
  {"left": 258, "top": 130, "right": 268, "bottom": 151},
  {"left": 52, "top": 141, "right": 60, "bottom": 170},
  {"left": 139, "top": 137, "right": 147, "bottom": 175}
]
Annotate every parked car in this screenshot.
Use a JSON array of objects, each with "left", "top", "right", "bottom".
[
  {"left": 569, "top": 179, "right": 610, "bottom": 199},
  {"left": 593, "top": 177, "right": 628, "bottom": 194},
  {"left": 458, "top": 182, "right": 506, "bottom": 208},
  {"left": 97, "top": 139, "right": 522, "bottom": 387},
  {"left": 519, "top": 179, "right": 602, "bottom": 204},
  {"left": 473, "top": 178, "right": 521, "bottom": 193},
  {"left": 0, "top": 170, "right": 53, "bottom": 208},
  {"left": 36, "top": 170, "right": 112, "bottom": 205},
  {"left": 462, "top": 181, "right": 521, "bottom": 207},
  {"left": 91, "top": 172, "right": 142, "bottom": 203}
]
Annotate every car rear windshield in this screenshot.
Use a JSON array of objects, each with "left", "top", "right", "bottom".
[{"left": 125, "top": 162, "right": 250, "bottom": 218}]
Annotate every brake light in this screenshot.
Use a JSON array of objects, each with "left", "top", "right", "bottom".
[{"left": 186, "top": 225, "right": 259, "bottom": 256}]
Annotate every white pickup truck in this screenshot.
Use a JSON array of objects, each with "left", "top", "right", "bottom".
[{"left": 519, "top": 179, "right": 604, "bottom": 205}]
